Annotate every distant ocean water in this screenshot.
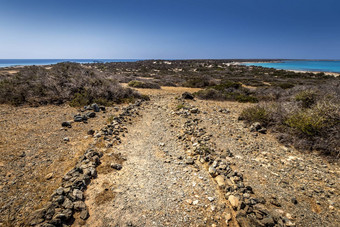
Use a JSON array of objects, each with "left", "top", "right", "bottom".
[
  {"left": 244, "top": 60, "right": 340, "bottom": 73},
  {"left": 0, "top": 59, "right": 140, "bottom": 68}
]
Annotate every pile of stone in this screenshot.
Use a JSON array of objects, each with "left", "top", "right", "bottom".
[
  {"left": 61, "top": 103, "right": 106, "bottom": 128},
  {"left": 218, "top": 108, "right": 230, "bottom": 114},
  {"left": 178, "top": 105, "right": 287, "bottom": 226},
  {"left": 174, "top": 106, "right": 200, "bottom": 118},
  {"left": 92, "top": 100, "right": 142, "bottom": 148},
  {"left": 29, "top": 148, "right": 101, "bottom": 226},
  {"left": 29, "top": 100, "right": 144, "bottom": 226},
  {"left": 250, "top": 122, "right": 267, "bottom": 134}
]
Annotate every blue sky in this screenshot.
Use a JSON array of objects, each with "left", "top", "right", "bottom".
[{"left": 0, "top": 0, "right": 339, "bottom": 59}]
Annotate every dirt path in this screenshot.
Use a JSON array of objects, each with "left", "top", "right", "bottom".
[
  {"left": 79, "top": 90, "right": 339, "bottom": 227},
  {"left": 83, "top": 95, "right": 233, "bottom": 226},
  {"left": 9, "top": 87, "right": 338, "bottom": 226}
]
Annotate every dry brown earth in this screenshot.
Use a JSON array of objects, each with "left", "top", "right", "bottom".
[{"left": 0, "top": 86, "right": 339, "bottom": 226}]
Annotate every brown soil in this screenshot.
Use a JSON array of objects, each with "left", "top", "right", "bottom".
[
  {"left": 0, "top": 104, "right": 119, "bottom": 226},
  {"left": 1, "top": 86, "right": 339, "bottom": 226}
]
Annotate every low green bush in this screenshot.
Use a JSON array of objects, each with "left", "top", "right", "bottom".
[
  {"left": 277, "top": 82, "right": 295, "bottom": 89},
  {"left": 295, "top": 90, "right": 318, "bottom": 108},
  {"left": 128, "top": 80, "right": 161, "bottom": 89},
  {"left": 285, "top": 110, "right": 325, "bottom": 136},
  {"left": 235, "top": 94, "right": 258, "bottom": 103},
  {"left": 239, "top": 105, "right": 271, "bottom": 126}
]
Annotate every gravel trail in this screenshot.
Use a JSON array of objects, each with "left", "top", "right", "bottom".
[{"left": 83, "top": 95, "right": 233, "bottom": 227}]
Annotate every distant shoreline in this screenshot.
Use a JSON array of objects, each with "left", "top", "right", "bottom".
[
  {"left": 240, "top": 61, "right": 340, "bottom": 77},
  {"left": 1, "top": 59, "right": 339, "bottom": 77}
]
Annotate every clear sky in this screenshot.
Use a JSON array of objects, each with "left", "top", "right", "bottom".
[{"left": 0, "top": 0, "right": 339, "bottom": 59}]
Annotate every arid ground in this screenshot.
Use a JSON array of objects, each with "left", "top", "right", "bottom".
[{"left": 0, "top": 86, "right": 339, "bottom": 227}]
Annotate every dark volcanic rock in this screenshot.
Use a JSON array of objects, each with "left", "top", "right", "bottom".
[
  {"left": 182, "top": 92, "right": 194, "bottom": 100},
  {"left": 61, "top": 121, "right": 72, "bottom": 128}
]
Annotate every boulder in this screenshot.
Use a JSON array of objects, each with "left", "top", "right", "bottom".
[{"left": 182, "top": 92, "right": 194, "bottom": 100}]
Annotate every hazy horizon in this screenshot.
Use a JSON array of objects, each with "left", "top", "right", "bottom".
[{"left": 1, "top": 0, "right": 340, "bottom": 59}]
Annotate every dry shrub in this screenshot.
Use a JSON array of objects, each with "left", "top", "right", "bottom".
[
  {"left": 128, "top": 80, "right": 161, "bottom": 89},
  {"left": 182, "top": 76, "right": 216, "bottom": 88},
  {"left": 0, "top": 62, "right": 141, "bottom": 106},
  {"left": 239, "top": 105, "right": 272, "bottom": 126},
  {"left": 194, "top": 81, "right": 258, "bottom": 103},
  {"left": 240, "top": 94, "right": 340, "bottom": 157}
]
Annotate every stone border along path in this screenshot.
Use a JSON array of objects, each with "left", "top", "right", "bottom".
[
  {"left": 175, "top": 99, "right": 288, "bottom": 226},
  {"left": 28, "top": 100, "right": 144, "bottom": 226}
]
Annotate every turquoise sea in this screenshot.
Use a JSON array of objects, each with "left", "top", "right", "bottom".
[
  {"left": 0, "top": 59, "right": 140, "bottom": 68},
  {"left": 245, "top": 60, "right": 340, "bottom": 73}
]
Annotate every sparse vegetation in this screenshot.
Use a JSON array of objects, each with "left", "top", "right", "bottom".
[
  {"left": 240, "top": 84, "right": 340, "bottom": 157},
  {"left": 194, "top": 81, "right": 258, "bottom": 103},
  {"left": 1, "top": 59, "right": 339, "bottom": 157},
  {"left": 128, "top": 80, "right": 161, "bottom": 89},
  {"left": 295, "top": 90, "right": 318, "bottom": 108},
  {"left": 176, "top": 103, "right": 185, "bottom": 110},
  {"left": 0, "top": 62, "right": 140, "bottom": 106},
  {"left": 240, "top": 105, "right": 271, "bottom": 126}
]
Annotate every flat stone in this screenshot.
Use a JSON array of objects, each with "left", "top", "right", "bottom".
[
  {"left": 73, "top": 201, "right": 86, "bottom": 211},
  {"left": 80, "top": 208, "right": 89, "bottom": 220},
  {"left": 185, "top": 158, "right": 194, "bottom": 165},
  {"left": 111, "top": 163, "right": 122, "bottom": 170},
  {"left": 209, "top": 166, "right": 217, "bottom": 177},
  {"left": 72, "top": 189, "right": 84, "bottom": 200},
  {"left": 45, "top": 173, "right": 53, "bottom": 180},
  {"left": 62, "top": 198, "right": 73, "bottom": 209},
  {"left": 208, "top": 197, "right": 215, "bottom": 202},
  {"left": 228, "top": 195, "right": 239, "bottom": 209},
  {"left": 61, "top": 121, "right": 72, "bottom": 127},
  {"left": 215, "top": 175, "right": 226, "bottom": 188},
  {"left": 56, "top": 187, "right": 64, "bottom": 195}
]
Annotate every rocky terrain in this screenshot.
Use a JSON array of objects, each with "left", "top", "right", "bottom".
[
  {"left": 0, "top": 60, "right": 339, "bottom": 227},
  {"left": 1, "top": 86, "right": 338, "bottom": 227}
]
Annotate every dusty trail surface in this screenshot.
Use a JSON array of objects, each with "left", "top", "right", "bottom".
[
  {"left": 1, "top": 87, "right": 339, "bottom": 227},
  {"left": 81, "top": 88, "right": 339, "bottom": 227},
  {"left": 84, "top": 94, "right": 232, "bottom": 226}
]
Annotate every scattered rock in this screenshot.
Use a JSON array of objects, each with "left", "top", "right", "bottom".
[
  {"left": 73, "top": 201, "right": 86, "bottom": 211},
  {"left": 61, "top": 121, "right": 72, "bottom": 128},
  {"left": 63, "top": 137, "right": 70, "bottom": 142},
  {"left": 72, "top": 189, "right": 84, "bottom": 200},
  {"left": 190, "top": 108, "right": 199, "bottom": 114},
  {"left": 87, "top": 129, "right": 95, "bottom": 135},
  {"left": 185, "top": 158, "right": 194, "bottom": 165},
  {"left": 215, "top": 175, "right": 226, "bottom": 188},
  {"left": 111, "top": 163, "right": 122, "bottom": 170},
  {"left": 45, "top": 173, "right": 53, "bottom": 180},
  {"left": 62, "top": 198, "right": 73, "bottom": 209},
  {"left": 182, "top": 92, "right": 194, "bottom": 100},
  {"left": 79, "top": 208, "right": 89, "bottom": 220},
  {"left": 86, "top": 112, "right": 96, "bottom": 118},
  {"left": 207, "top": 197, "right": 215, "bottom": 202},
  {"left": 291, "top": 197, "right": 298, "bottom": 205},
  {"left": 209, "top": 166, "right": 217, "bottom": 177},
  {"left": 228, "top": 195, "right": 239, "bottom": 209}
]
